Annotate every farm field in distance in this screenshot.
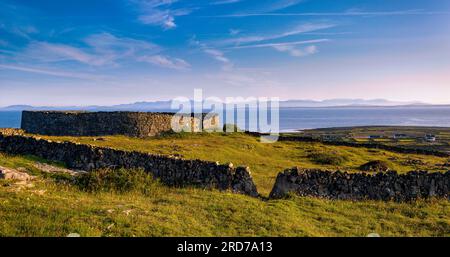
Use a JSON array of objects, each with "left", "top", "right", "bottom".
[{"left": 300, "top": 126, "right": 450, "bottom": 154}]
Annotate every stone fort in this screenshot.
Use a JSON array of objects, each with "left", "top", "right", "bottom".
[{"left": 21, "top": 111, "right": 220, "bottom": 137}]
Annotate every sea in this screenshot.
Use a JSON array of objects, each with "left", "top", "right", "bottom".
[{"left": 1, "top": 106, "right": 450, "bottom": 132}]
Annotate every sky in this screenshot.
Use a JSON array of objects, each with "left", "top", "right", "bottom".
[{"left": 0, "top": 0, "right": 449, "bottom": 106}]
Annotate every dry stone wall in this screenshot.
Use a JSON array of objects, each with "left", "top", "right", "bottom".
[
  {"left": 2, "top": 128, "right": 449, "bottom": 202},
  {"left": 21, "top": 111, "right": 219, "bottom": 137},
  {"left": 270, "top": 167, "right": 450, "bottom": 201},
  {"left": 0, "top": 133, "right": 258, "bottom": 197}
]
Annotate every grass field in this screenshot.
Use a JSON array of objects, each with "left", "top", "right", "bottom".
[
  {"left": 0, "top": 153, "right": 449, "bottom": 237},
  {"left": 34, "top": 132, "right": 449, "bottom": 195},
  {"left": 1, "top": 132, "right": 449, "bottom": 236}
]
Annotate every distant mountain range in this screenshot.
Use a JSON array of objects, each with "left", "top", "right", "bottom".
[
  {"left": 279, "top": 99, "right": 429, "bottom": 108},
  {"left": 0, "top": 99, "right": 441, "bottom": 112}
]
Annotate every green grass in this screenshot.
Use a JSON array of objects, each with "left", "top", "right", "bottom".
[
  {"left": 0, "top": 155, "right": 449, "bottom": 237},
  {"left": 1, "top": 132, "right": 449, "bottom": 236},
  {"left": 34, "top": 132, "right": 449, "bottom": 196},
  {"left": 74, "top": 168, "right": 158, "bottom": 195},
  {"left": 308, "top": 151, "right": 349, "bottom": 165}
]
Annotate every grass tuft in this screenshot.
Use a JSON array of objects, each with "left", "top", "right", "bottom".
[
  {"left": 74, "top": 168, "right": 159, "bottom": 195},
  {"left": 308, "top": 151, "right": 349, "bottom": 165}
]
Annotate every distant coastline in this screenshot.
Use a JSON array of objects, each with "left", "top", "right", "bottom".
[
  {"left": 2, "top": 106, "right": 450, "bottom": 131},
  {"left": 278, "top": 104, "right": 450, "bottom": 109},
  {"left": 1, "top": 98, "right": 448, "bottom": 112}
]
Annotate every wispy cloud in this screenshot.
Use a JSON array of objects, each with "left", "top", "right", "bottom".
[
  {"left": 204, "top": 48, "right": 233, "bottom": 71},
  {"left": 229, "top": 29, "right": 241, "bottom": 35},
  {"left": 1, "top": 25, "right": 39, "bottom": 40},
  {"left": 228, "top": 39, "right": 329, "bottom": 49},
  {"left": 19, "top": 33, "right": 159, "bottom": 67},
  {"left": 14, "top": 32, "right": 189, "bottom": 71},
  {"left": 22, "top": 41, "right": 106, "bottom": 66},
  {"left": 138, "top": 55, "right": 190, "bottom": 70},
  {"left": 0, "top": 64, "right": 110, "bottom": 80},
  {"left": 191, "top": 37, "right": 234, "bottom": 70},
  {"left": 0, "top": 3, "right": 39, "bottom": 40},
  {"left": 229, "top": 39, "right": 327, "bottom": 57},
  {"left": 211, "top": 0, "right": 302, "bottom": 16},
  {"left": 204, "top": 49, "right": 230, "bottom": 63},
  {"left": 211, "top": 0, "right": 243, "bottom": 5},
  {"left": 207, "top": 22, "right": 333, "bottom": 58},
  {"left": 263, "top": 0, "right": 303, "bottom": 12},
  {"left": 83, "top": 32, "right": 159, "bottom": 64},
  {"left": 273, "top": 44, "right": 317, "bottom": 57},
  {"left": 216, "top": 23, "right": 335, "bottom": 46},
  {"left": 87, "top": 33, "right": 192, "bottom": 70},
  {"left": 203, "top": 23, "right": 332, "bottom": 60},
  {"left": 214, "top": 9, "right": 449, "bottom": 17},
  {"left": 135, "top": 0, "right": 192, "bottom": 29}
]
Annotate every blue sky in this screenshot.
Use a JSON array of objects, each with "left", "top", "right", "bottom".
[{"left": 0, "top": 0, "right": 449, "bottom": 106}]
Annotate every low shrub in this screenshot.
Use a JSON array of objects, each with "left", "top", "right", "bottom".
[
  {"left": 74, "top": 168, "right": 158, "bottom": 195},
  {"left": 308, "top": 151, "right": 349, "bottom": 165},
  {"left": 359, "top": 160, "right": 391, "bottom": 172}
]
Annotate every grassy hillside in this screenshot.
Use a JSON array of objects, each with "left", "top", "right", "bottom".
[
  {"left": 35, "top": 132, "right": 449, "bottom": 195},
  {"left": 0, "top": 153, "right": 449, "bottom": 237}
]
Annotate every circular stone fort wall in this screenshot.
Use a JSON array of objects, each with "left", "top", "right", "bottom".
[{"left": 21, "top": 111, "right": 178, "bottom": 137}]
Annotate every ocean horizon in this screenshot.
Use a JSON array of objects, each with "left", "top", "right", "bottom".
[{"left": 2, "top": 106, "right": 450, "bottom": 132}]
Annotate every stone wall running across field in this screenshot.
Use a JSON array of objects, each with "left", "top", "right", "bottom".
[
  {"left": 21, "top": 111, "right": 220, "bottom": 137},
  {"left": 270, "top": 167, "right": 450, "bottom": 201},
  {"left": 0, "top": 133, "right": 258, "bottom": 197},
  {"left": 2, "top": 130, "right": 449, "bottom": 201}
]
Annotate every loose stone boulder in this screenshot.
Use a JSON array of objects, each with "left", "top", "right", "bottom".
[
  {"left": 0, "top": 166, "right": 33, "bottom": 181},
  {"left": 359, "top": 160, "right": 390, "bottom": 172}
]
